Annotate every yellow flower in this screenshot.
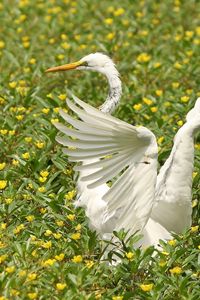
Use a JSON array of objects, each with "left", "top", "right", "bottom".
[
  {"left": 27, "top": 273, "right": 37, "bottom": 281},
  {"left": 44, "top": 230, "right": 52, "bottom": 236},
  {"left": 23, "top": 41, "right": 30, "bottom": 48},
  {"left": 9, "top": 81, "right": 17, "bottom": 88},
  {"left": 140, "top": 283, "right": 154, "bottom": 292},
  {"left": 0, "top": 180, "right": 7, "bottom": 190},
  {"left": 13, "top": 224, "right": 25, "bottom": 234},
  {"left": 0, "top": 163, "right": 6, "bottom": 170},
  {"left": 40, "top": 170, "right": 49, "bottom": 177},
  {"left": 181, "top": 96, "right": 189, "bottom": 103},
  {"left": 161, "top": 251, "right": 169, "bottom": 256},
  {"left": 191, "top": 225, "right": 199, "bottom": 233},
  {"left": 29, "top": 58, "right": 36, "bottom": 64},
  {"left": 61, "top": 33, "right": 67, "bottom": 40},
  {"left": 186, "top": 50, "right": 193, "bottom": 57},
  {"left": 5, "top": 265, "right": 15, "bottom": 273},
  {"left": 42, "top": 258, "right": 56, "bottom": 267},
  {"left": 0, "top": 242, "right": 6, "bottom": 248},
  {"left": 25, "top": 137, "right": 32, "bottom": 143},
  {"left": 19, "top": 270, "right": 26, "bottom": 277},
  {"left": 46, "top": 93, "right": 53, "bottom": 99},
  {"left": 158, "top": 260, "right": 167, "bottom": 267},
  {"left": 112, "top": 296, "right": 123, "bottom": 300},
  {"left": 174, "top": 62, "right": 182, "bottom": 69},
  {"left": 41, "top": 241, "right": 52, "bottom": 249},
  {"left": 150, "top": 107, "right": 158, "bottom": 113},
  {"left": 53, "top": 233, "right": 62, "bottom": 239},
  {"left": 72, "top": 255, "right": 83, "bottom": 263},
  {"left": 30, "top": 235, "right": 37, "bottom": 241},
  {"left": 61, "top": 42, "right": 70, "bottom": 49},
  {"left": 0, "top": 254, "right": 8, "bottom": 263},
  {"left": 0, "top": 129, "right": 8, "bottom": 135},
  {"left": 0, "top": 41, "right": 5, "bottom": 49},
  {"left": 31, "top": 250, "right": 38, "bottom": 257},
  {"left": 185, "top": 31, "right": 194, "bottom": 39},
  {"left": 55, "top": 253, "right": 65, "bottom": 261},
  {"left": 58, "top": 93, "right": 66, "bottom": 101},
  {"left": 137, "top": 53, "right": 151, "bottom": 63},
  {"left": 67, "top": 214, "right": 75, "bottom": 221},
  {"left": 192, "top": 199, "right": 198, "bottom": 208},
  {"left": 195, "top": 143, "right": 200, "bottom": 150},
  {"left": 38, "top": 186, "right": 46, "bottom": 193},
  {"left": 71, "top": 232, "right": 81, "bottom": 240},
  {"left": 155, "top": 90, "right": 163, "bottom": 96},
  {"left": 22, "top": 152, "right": 30, "bottom": 160},
  {"left": 16, "top": 114, "right": 24, "bottom": 121},
  {"left": 153, "top": 62, "right": 161, "bottom": 68},
  {"left": 0, "top": 97, "right": 6, "bottom": 104},
  {"left": 39, "top": 176, "right": 47, "bottom": 183},
  {"left": 42, "top": 108, "right": 50, "bottom": 114},
  {"left": 40, "top": 207, "right": 47, "bottom": 214},
  {"left": 133, "top": 103, "right": 142, "bottom": 111},
  {"left": 193, "top": 171, "right": 198, "bottom": 180},
  {"left": 35, "top": 141, "right": 45, "bottom": 149},
  {"left": 56, "top": 283, "right": 67, "bottom": 290},
  {"left": 53, "top": 107, "right": 60, "bottom": 113},
  {"left": 157, "top": 136, "right": 164, "bottom": 144},
  {"left": 26, "top": 215, "right": 35, "bottom": 222},
  {"left": 5, "top": 198, "right": 12, "bottom": 204},
  {"left": 27, "top": 292, "right": 37, "bottom": 299},
  {"left": 85, "top": 260, "right": 94, "bottom": 269},
  {"left": 104, "top": 18, "right": 113, "bottom": 25},
  {"left": 51, "top": 118, "right": 59, "bottom": 123},
  {"left": 168, "top": 239, "right": 176, "bottom": 246},
  {"left": 186, "top": 89, "right": 193, "bottom": 95},
  {"left": 143, "top": 97, "right": 153, "bottom": 106},
  {"left": 106, "top": 32, "right": 115, "bottom": 40},
  {"left": 57, "top": 54, "right": 65, "bottom": 60},
  {"left": 75, "top": 224, "right": 81, "bottom": 231},
  {"left": 10, "top": 289, "right": 20, "bottom": 296},
  {"left": 169, "top": 266, "right": 182, "bottom": 274},
  {"left": 9, "top": 130, "right": 15, "bottom": 135},
  {"left": 136, "top": 11, "right": 144, "bottom": 18},
  {"left": 177, "top": 120, "right": 183, "bottom": 126},
  {"left": 56, "top": 220, "right": 64, "bottom": 227},
  {"left": 65, "top": 190, "right": 76, "bottom": 200},
  {"left": 125, "top": 252, "right": 134, "bottom": 260},
  {"left": 1, "top": 223, "right": 7, "bottom": 230},
  {"left": 114, "top": 8, "right": 125, "bottom": 16},
  {"left": 12, "top": 159, "right": 19, "bottom": 166}
]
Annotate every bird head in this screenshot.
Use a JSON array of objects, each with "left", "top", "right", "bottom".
[{"left": 45, "top": 52, "right": 119, "bottom": 77}]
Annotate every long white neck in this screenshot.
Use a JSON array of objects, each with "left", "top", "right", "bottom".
[{"left": 99, "top": 68, "right": 122, "bottom": 114}]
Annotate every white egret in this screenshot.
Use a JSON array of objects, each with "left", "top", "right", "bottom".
[{"left": 46, "top": 53, "right": 199, "bottom": 248}]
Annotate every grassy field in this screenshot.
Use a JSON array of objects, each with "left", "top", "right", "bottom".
[{"left": 0, "top": 0, "right": 200, "bottom": 299}]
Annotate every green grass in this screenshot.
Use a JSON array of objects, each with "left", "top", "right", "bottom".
[{"left": 0, "top": 0, "right": 200, "bottom": 299}]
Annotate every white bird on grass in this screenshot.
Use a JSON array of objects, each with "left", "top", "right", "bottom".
[{"left": 46, "top": 53, "right": 199, "bottom": 248}]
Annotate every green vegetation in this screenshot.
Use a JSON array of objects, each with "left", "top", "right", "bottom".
[{"left": 0, "top": 0, "right": 200, "bottom": 299}]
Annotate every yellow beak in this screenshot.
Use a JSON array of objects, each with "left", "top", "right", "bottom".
[{"left": 45, "top": 60, "right": 83, "bottom": 73}]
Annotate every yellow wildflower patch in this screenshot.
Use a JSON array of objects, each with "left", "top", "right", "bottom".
[{"left": 140, "top": 283, "right": 154, "bottom": 292}]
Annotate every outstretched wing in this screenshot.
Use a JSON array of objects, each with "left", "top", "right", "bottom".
[{"left": 55, "top": 95, "right": 158, "bottom": 235}]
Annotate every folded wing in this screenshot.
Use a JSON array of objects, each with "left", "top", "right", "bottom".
[{"left": 55, "top": 95, "right": 158, "bottom": 236}]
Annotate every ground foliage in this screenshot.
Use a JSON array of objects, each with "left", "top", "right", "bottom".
[{"left": 0, "top": 0, "right": 200, "bottom": 299}]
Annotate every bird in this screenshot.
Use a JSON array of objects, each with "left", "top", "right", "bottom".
[{"left": 46, "top": 52, "right": 199, "bottom": 248}]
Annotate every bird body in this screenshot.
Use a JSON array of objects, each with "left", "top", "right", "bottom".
[{"left": 46, "top": 53, "right": 199, "bottom": 248}]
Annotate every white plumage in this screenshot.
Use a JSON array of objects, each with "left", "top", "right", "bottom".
[{"left": 46, "top": 53, "right": 199, "bottom": 249}]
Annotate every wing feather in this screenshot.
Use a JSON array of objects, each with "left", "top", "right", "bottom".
[{"left": 56, "top": 95, "right": 158, "bottom": 235}]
